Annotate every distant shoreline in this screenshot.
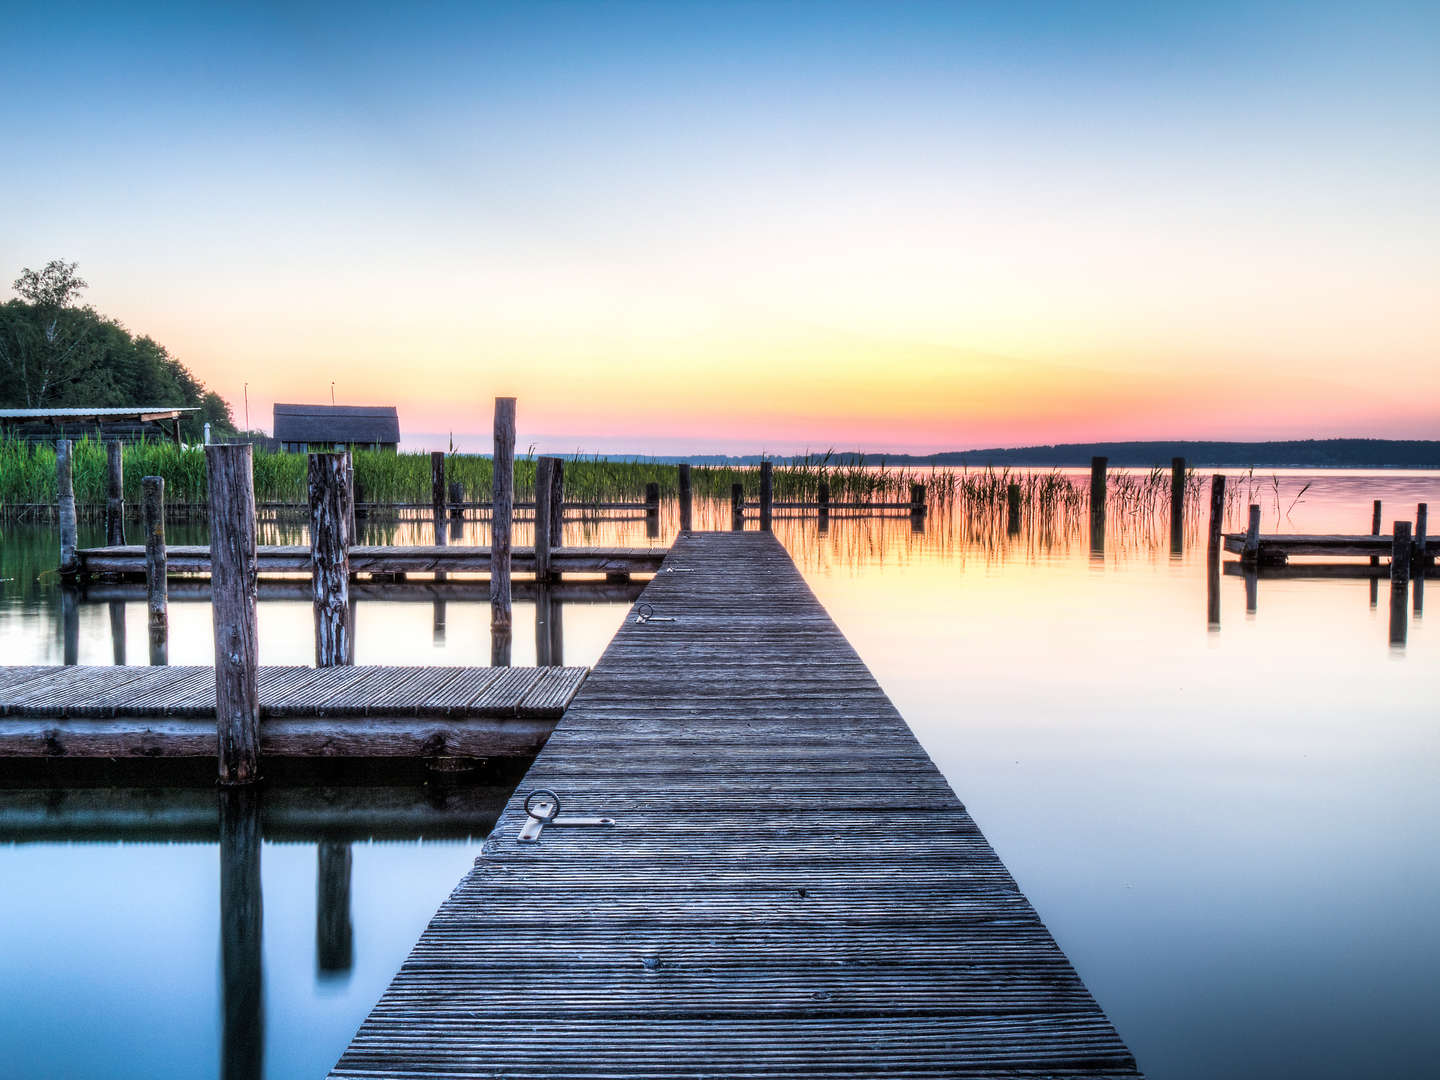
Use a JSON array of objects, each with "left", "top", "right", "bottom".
[{"left": 558, "top": 439, "right": 1440, "bottom": 470}]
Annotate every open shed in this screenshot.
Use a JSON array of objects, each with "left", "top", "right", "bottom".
[
  {"left": 0, "top": 406, "right": 196, "bottom": 445},
  {"left": 273, "top": 404, "right": 400, "bottom": 452}
]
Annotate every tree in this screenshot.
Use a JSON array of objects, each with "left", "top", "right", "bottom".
[{"left": 0, "top": 259, "right": 234, "bottom": 436}]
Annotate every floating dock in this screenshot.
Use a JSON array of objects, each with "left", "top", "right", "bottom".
[
  {"left": 0, "top": 665, "right": 585, "bottom": 759},
  {"left": 330, "top": 531, "right": 1141, "bottom": 1078}
]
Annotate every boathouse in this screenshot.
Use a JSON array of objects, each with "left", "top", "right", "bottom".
[
  {"left": 0, "top": 405, "right": 196, "bottom": 445},
  {"left": 273, "top": 403, "right": 400, "bottom": 452}
]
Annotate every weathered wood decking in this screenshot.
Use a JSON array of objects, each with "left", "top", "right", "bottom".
[
  {"left": 0, "top": 665, "right": 585, "bottom": 758},
  {"left": 330, "top": 531, "right": 1141, "bottom": 1078},
  {"left": 74, "top": 544, "right": 665, "bottom": 579}
]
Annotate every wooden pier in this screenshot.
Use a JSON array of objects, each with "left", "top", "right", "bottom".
[
  {"left": 329, "top": 532, "right": 1140, "bottom": 1079},
  {"left": 0, "top": 665, "right": 585, "bottom": 759}
]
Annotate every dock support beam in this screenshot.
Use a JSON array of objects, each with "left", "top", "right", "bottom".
[
  {"left": 57, "top": 439, "right": 78, "bottom": 580},
  {"left": 1390, "top": 520, "right": 1412, "bottom": 647},
  {"left": 759, "top": 461, "right": 773, "bottom": 532},
  {"left": 143, "top": 476, "right": 168, "bottom": 665},
  {"left": 208, "top": 443, "right": 261, "bottom": 786},
  {"left": 308, "top": 452, "right": 352, "bottom": 667},
  {"left": 1089, "top": 455, "right": 1107, "bottom": 557},
  {"left": 1170, "top": 457, "right": 1185, "bottom": 555},
  {"left": 534, "top": 456, "right": 556, "bottom": 582},
  {"left": 491, "top": 398, "right": 515, "bottom": 664},
  {"left": 678, "top": 463, "right": 692, "bottom": 532},
  {"left": 106, "top": 441, "right": 126, "bottom": 546}
]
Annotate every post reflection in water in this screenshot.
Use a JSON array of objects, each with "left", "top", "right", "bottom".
[
  {"left": 432, "top": 599, "right": 446, "bottom": 645},
  {"left": 1207, "top": 559, "right": 1221, "bottom": 630},
  {"left": 316, "top": 841, "right": 354, "bottom": 978},
  {"left": 219, "top": 788, "right": 263, "bottom": 1080},
  {"left": 62, "top": 588, "right": 78, "bottom": 666},
  {"left": 1244, "top": 568, "right": 1258, "bottom": 615}
]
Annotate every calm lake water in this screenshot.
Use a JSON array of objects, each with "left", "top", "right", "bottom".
[{"left": 1, "top": 469, "right": 1436, "bottom": 1079}]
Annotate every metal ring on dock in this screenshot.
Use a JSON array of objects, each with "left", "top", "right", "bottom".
[
  {"left": 635, "top": 602, "right": 654, "bottom": 622},
  {"left": 523, "top": 788, "right": 561, "bottom": 821}
]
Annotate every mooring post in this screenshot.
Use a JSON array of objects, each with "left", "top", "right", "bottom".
[
  {"left": 1242, "top": 503, "right": 1261, "bottom": 565},
  {"left": 817, "top": 481, "right": 830, "bottom": 517},
  {"left": 219, "top": 787, "right": 264, "bottom": 1080},
  {"left": 1414, "top": 503, "right": 1428, "bottom": 616},
  {"left": 143, "top": 476, "right": 168, "bottom": 665},
  {"left": 1207, "top": 474, "right": 1226, "bottom": 563},
  {"left": 430, "top": 451, "right": 447, "bottom": 544},
  {"left": 534, "top": 456, "right": 555, "bottom": 582},
  {"left": 491, "top": 397, "right": 516, "bottom": 633},
  {"left": 1088, "top": 455, "right": 1107, "bottom": 557},
  {"left": 56, "top": 439, "right": 78, "bottom": 579},
  {"left": 549, "top": 458, "right": 565, "bottom": 546},
  {"left": 910, "top": 482, "right": 926, "bottom": 518},
  {"left": 207, "top": 443, "right": 261, "bottom": 786},
  {"left": 106, "top": 440, "right": 126, "bottom": 546},
  {"left": 448, "top": 480, "right": 465, "bottom": 525},
  {"left": 316, "top": 840, "right": 353, "bottom": 976},
  {"left": 1391, "top": 520, "right": 1412, "bottom": 647},
  {"left": 731, "top": 483, "right": 744, "bottom": 530},
  {"left": 759, "top": 461, "right": 773, "bottom": 532},
  {"left": 308, "top": 452, "right": 352, "bottom": 667},
  {"left": 1006, "top": 483, "right": 1021, "bottom": 534},
  {"left": 678, "top": 463, "right": 693, "bottom": 532},
  {"left": 644, "top": 481, "right": 661, "bottom": 539},
  {"left": 1371, "top": 499, "right": 1383, "bottom": 568},
  {"left": 1169, "top": 456, "right": 1185, "bottom": 552}
]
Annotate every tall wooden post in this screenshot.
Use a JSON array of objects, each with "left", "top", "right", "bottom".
[
  {"left": 316, "top": 840, "right": 353, "bottom": 976},
  {"left": 1370, "top": 499, "right": 1383, "bottom": 568},
  {"left": 1169, "top": 457, "right": 1185, "bottom": 553},
  {"left": 431, "top": 451, "right": 447, "bottom": 545},
  {"left": 534, "top": 456, "right": 555, "bottom": 582},
  {"left": 1390, "top": 521, "right": 1412, "bottom": 647},
  {"left": 207, "top": 444, "right": 261, "bottom": 786},
  {"left": 910, "top": 482, "right": 926, "bottom": 517},
  {"left": 143, "top": 476, "right": 168, "bottom": 665},
  {"left": 56, "top": 439, "right": 78, "bottom": 579},
  {"left": 645, "top": 481, "right": 660, "bottom": 539},
  {"left": 1006, "top": 483, "right": 1021, "bottom": 534},
  {"left": 308, "top": 452, "right": 352, "bottom": 667},
  {"left": 731, "top": 483, "right": 744, "bottom": 531},
  {"left": 219, "top": 788, "right": 264, "bottom": 1080},
  {"left": 106, "top": 440, "right": 126, "bottom": 546},
  {"left": 549, "top": 458, "right": 565, "bottom": 548},
  {"left": 491, "top": 398, "right": 516, "bottom": 632},
  {"left": 448, "top": 480, "right": 465, "bottom": 526},
  {"left": 1206, "top": 474, "right": 1226, "bottom": 562},
  {"left": 1088, "top": 456, "right": 1107, "bottom": 557},
  {"left": 1240, "top": 503, "right": 1262, "bottom": 565},
  {"left": 759, "top": 461, "right": 773, "bottom": 532},
  {"left": 1414, "top": 504, "right": 1427, "bottom": 616},
  {"left": 678, "top": 464, "right": 693, "bottom": 532}
]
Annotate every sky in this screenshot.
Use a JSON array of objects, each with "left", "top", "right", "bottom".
[{"left": 3, "top": 0, "right": 1437, "bottom": 454}]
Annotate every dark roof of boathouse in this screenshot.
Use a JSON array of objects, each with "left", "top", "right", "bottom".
[{"left": 273, "top": 403, "right": 400, "bottom": 446}]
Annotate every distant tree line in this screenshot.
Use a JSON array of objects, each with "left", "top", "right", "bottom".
[{"left": 0, "top": 260, "right": 233, "bottom": 441}]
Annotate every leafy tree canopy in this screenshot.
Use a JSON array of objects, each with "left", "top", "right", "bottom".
[{"left": 0, "top": 259, "right": 233, "bottom": 440}]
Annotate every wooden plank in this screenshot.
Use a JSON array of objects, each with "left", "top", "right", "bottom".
[{"left": 328, "top": 532, "right": 1139, "bottom": 1079}]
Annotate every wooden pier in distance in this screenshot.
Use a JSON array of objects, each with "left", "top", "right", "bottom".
[
  {"left": 0, "top": 665, "right": 585, "bottom": 759},
  {"left": 329, "top": 531, "right": 1140, "bottom": 1079}
]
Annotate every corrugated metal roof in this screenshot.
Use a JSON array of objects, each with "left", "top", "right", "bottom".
[
  {"left": 0, "top": 406, "right": 197, "bottom": 419},
  {"left": 273, "top": 403, "right": 400, "bottom": 445}
]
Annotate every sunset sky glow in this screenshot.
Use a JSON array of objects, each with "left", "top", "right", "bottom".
[{"left": 4, "top": 1, "right": 1437, "bottom": 453}]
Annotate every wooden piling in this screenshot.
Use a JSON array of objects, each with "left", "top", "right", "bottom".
[
  {"left": 308, "top": 452, "right": 352, "bottom": 668},
  {"left": 345, "top": 453, "right": 358, "bottom": 540},
  {"left": 817, "top": 481, "right": 830, "bottom": 533},
  {"left": 57, "top": 439, "right": 78, "bottom": 579},
  {"left": 1242, "top": 504, "right": 1261, "bottom": 565},
  {"left": 1371, "top": 499, "right": 1383, "bottom": 567},
  {"left": 106, "top": 441, "right": 126, "bottom": 546},
  {"left": 534, "top": 456, "right": 555, "bottom": 582},
  {"left": 448, "top": 480, "right": 465, "bottom": 524},
  {"left": 644, "top": 481, "right": 660, "bottom": 539},
  {"left": 731, "top": 483, "right": 744, "bottom": 530},
  {"left": 548, "top": 459, "right": 565, "bottom": 547},
  {"left": 1207, "top": 474, "right": 1226, "bottom": 561},
  {"left": 1414, "top": 504, "right": 1427, "bottom": 615},
  {"left": 759, "top": 461, "right": 773, "bottom": 532},
  {"left": 678, "top": 463, "right": 693, "bottom": 532},
  {"left": 1169, "top": 457, "right": 1185, "bottom": 550},
  {"left": 910, "top": 482, "right": 926, "bottom": 517},
  {"left": 1089, "top": 456, "right": 1107, "bottom": 524},
  {"left": 207, "top": 444, "right": 261, "bottom": 786},
  {"left": 317, "top": 841, "right": 354, "bottom": 975},
  {"left": 1391, "top": 520, "right": 1412, "bottom": 646},
  {"left": 143, "top": 476, "right": 168, "bottom": 665},
  {"left": 491, "top": 398, "right": 515, "bottom": 632},
  {"left": 431, "top": 451, "right": 447, "bottom": 544},
  {"left": 1006, "top": 483, "right": 1021, "bottom": 533}
]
